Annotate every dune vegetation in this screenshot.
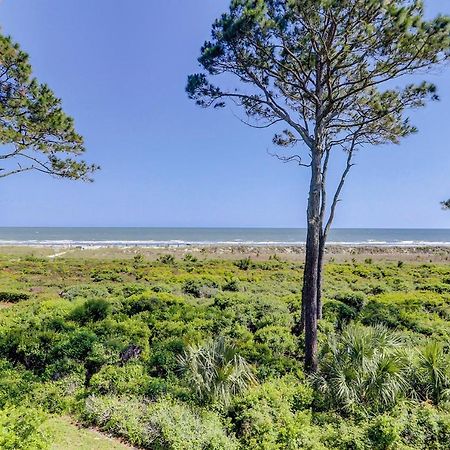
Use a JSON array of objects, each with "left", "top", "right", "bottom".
[{"left": 0, "top": 252, "right": 450, "bottom": 448}]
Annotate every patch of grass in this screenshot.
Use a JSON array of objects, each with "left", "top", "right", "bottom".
[{"left": 45, "top": 416, "right": 133, "bottom": 450}]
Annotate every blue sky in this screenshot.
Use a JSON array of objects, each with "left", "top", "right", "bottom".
[{"left": 0, "top": 0, "right": 449, "bottom": 228}]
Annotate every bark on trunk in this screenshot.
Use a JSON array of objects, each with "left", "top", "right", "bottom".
[
  {"left": 301, "top": 150, "right": 322, "bottom": 373},
  {"left": 294, "top": 297, "right": 305, "bottom": 336},
  {"left": 316, "top": 236, "right": 325, "bottom": 320}
]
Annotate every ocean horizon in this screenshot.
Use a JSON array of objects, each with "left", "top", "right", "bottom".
[{"left": 0, "top": 227, "right": 450, "bottom": 247}]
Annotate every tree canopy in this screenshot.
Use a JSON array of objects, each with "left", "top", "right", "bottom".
[
  {"left": 188, "top": 0, "right": 449, "bottom": 155},
  {"left": 0, "top": 33, "right": 97, "bottom": 180}
]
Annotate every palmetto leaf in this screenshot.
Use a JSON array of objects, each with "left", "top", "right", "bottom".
[
  {"left": 314, "top": 324, "right": 410, "bottom": 414},
  {"left": 178, "top": 336, "right": 257, "bottom": 404}
]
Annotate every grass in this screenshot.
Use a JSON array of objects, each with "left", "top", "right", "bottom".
[{"left": 44, "top": 416, "right": 133, "bottom": 450}]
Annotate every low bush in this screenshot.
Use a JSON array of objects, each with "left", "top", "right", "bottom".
[
  {"left": 334, "top": 291, "right": 366, "bottom": 312},
  {"left": 84, "top": 395, "right": 238, "bottom": 449},
  {"left": 70, "top": 299, "right": 111, "bottom": 324},
  {"left": 0, "top": 405, "right": 50, "bottom": 450},
  {"left": 0, "top": 292, "right": 30, "bottom": 303},
  {"left": 158, "top": 255, "right": 175, "bottom": 265},
  {"left": 90, "top": 269, "right": 123, "bottom": 282},
  {"left": 230, "top": 376, "right": 317, "bottom": 449},
  {"left": 60, "top": 284, "right": 110, "bottom": 301},
  {"left": 90, "top": 364, "right": 150, "bottom": 396},
  {"left": 234, "top": 257, "right": 252, "bottom": 270},
  {"left": 222, "top": 277, "right": 240, "bottom": 292}
]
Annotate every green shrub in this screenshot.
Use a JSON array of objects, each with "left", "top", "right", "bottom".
[
  {"left": 144, "top": 399, "right": 238, "bottom": 450},
  {"left": 222, "top": 277, "right": 240, "bottom": 292},
  {"left": 60, "top": 284, "right": 110, "bottom": 301},
  {"left": 90, "top": 364, "right": 150, "bottom": 396},
  {"left": 366, "top": 414, "right": 401, "bottom": 449},
  {"left": 182, "top": 279, "right": 218, "bottom": 298},
  {"left": 400, "top": 404, "right": 450, "bottom": 448},
  {"left": 183, "top": 254, "right": 198, "bottom": 263},
  {"left": 121, "top": 284, "right": 147, "bottom": 298},
  {"left": 213, "top": 293, "right": 293, "bottom": 332},
  {"left": 121, "top": 291, "right": 184, "bottom": 317},
  {"left": 230, "top": 377, "right": 317, "bottom": 449},
  {"left": 31, "top": 374, "right": 84, "bottom": 414},
  {"left": 182, "top": 279, "right": 203, "bottom": 298},
  {"left": 178, "top": 337, "right": 257, "bottom": 405},
  {"left": 90, "top": 269, "right": 123, "bottom": 282},
  {"left": 416, "top": 283, "right": 450, "bottom": 294},
  {"left": 412, "top": 341, "right": 450, "bottom": 405},
  {"left": 0, "top": 292, "right": 30, "bottom": 303},
  {"left": 323, "top": 299, "right": 357, "bottom": 329},
  {"left": 158, "top": 255, "right": 175, "bottom": 265},
  {"left": 360, "top": 300, "right": 402, "bottom": 329},
  {"left": 148, "top": 339, "right": 185, "bottom": 378},
  {"left": 254, "top": 325, "right": 296, "bottom": 356},
  {"left": 84, "top": 395, "right": 238, "bottom": 449},
  {"left": 234, "top": 257, "right": 252, "bottom": 270},
  {"left": 334, "top": 291, "right": 366, "bottom": 312},
  {"left": 70, "top": 298, "right": 111, "bottom": 324},
  {"left": 0, "top": 405, "right": 50, "bottom": 449}
]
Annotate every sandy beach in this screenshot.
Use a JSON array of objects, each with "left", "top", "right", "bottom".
[{"left": 0, "top": 244, "right": 449, "bottom": 263}]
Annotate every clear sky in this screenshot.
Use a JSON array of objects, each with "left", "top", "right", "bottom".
[{"left": 0, "top": 0, "right": 449, "bottom": 228}]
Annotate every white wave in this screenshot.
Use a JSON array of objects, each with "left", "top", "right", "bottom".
[{"left": 0, "top": 238, "right": 449, "bottom": 248}]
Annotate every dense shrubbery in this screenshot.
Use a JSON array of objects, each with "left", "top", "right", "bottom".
[
  {"left": 0, "top": 405, "right": 49, "bottom": 449},
  {"left": 0, "top": 255, "right": 449, "bottom": 448},
  {"left": 83, "top": 395, "right": 238, "bottom": 449},
  {"left": 0, "top": 292, "right": 30, "bottom": 303}
]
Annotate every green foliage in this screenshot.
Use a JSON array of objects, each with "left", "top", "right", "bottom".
[
  {"left": 366, "top": 413, "right": 401, "bottom": 449},
  {"left": 188, "top": 0, "right": 450, "bottom": 165},
  {"left": 90, "top": 364, "right": 150, "bottom": 396},
  {"left": 0, "top": 405, "right": 50, "bottom": 449},
  {"left": 188, "top": 0, "right": 450, "bottom": 376},
  {"left": 1, "top": 256, "right": 450, "bottom": 448},
  {"left": 90, "top": 269, "right": 123, "bottom": 282},
  {"left": 230, "top": 376, "right": 318, "bottom": 450},
  {"left": 334, "top": 291, "right": 366, "bottom": 313},
  {"left": 222, "top": 277, "right": 240, "bottom": 292},
  {"left": 234, "top": 257, "right": 252, "bottom": 270},
  {"left": 30, "top": 374, "right": 84, "bottom": 414},
  {"left": 182, "top": 279, "right": 218, "bottom": 298},
  {"left": 60, "top": 284, "right": 111, "bottom": 302},
  {"left": 158, "top": 254, "right": 176, "bottom": 265},
  {"left": 400, "top": 404, "right": 450, "bottom": 449},
  {"left": 314, "top": 325, "right": 409, "bottom": 414},
  {"left": 0, "top": 292, "right": 30, "bottom": 303},
  {"left": 183, "top": 254, "right": 198, "bottom": 263},
  {"left": 0, "top": 33, "right": 97, "bottom": 180},
  {"left": 413, "top": 341, "right": 450, "bottom": 405},
  {"left": 84, "top": 395, "right": 238, "bottom": 449},
  {"left": 70, "top": 298, "right": 111, "bottom": 324},
  {"left": 178, "top": 336, "right": 257, "bottom": 405},
  {"left": 0, "top": 359, "right": 36, "bottom": 407}
]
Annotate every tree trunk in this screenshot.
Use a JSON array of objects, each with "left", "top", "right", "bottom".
[
  {"left": 294, "top": 289, "right": 305, "bottom": 336},
  {"left": 316, "top": 235, "right": 325, "bottom": 320},
  {"left": 301, "top": 149, "right": 322, "bottom": 373}
]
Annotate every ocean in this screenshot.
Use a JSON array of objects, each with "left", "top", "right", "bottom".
[{"left": 0, "top": 227, "right": 449, "bottom": 247}]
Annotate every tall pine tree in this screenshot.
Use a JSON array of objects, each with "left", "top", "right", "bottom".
[{"left": 187, "top": 0, "right": 450, "bottom": 371}]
